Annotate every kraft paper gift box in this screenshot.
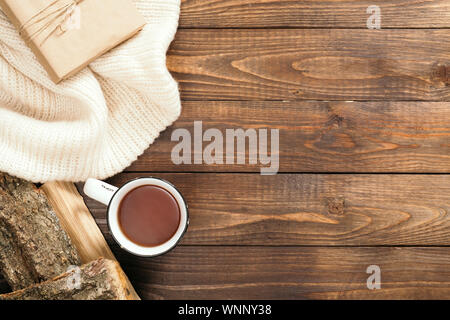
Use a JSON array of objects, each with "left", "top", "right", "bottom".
[{"left": 0, "top": 0, "right": 146, "bottom": 83}]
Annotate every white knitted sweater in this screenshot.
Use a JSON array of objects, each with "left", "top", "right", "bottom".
[{"left": 0, "top": 0, "right": 181, "bottom": 182}]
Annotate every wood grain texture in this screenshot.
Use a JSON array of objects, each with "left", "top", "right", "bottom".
[
  {"left": 167, "top": 29, "right": 450, "bottom": 101},
  {"left": 81, "top": 173, "right": 450, "bottom": 246},
  {"left": 41, "top": 182, "right": 116, "bottom": 264},
  {"left": 179, "top": 0, "right": 450, "bottom": 28},
  {"left": 55, "top": 3, "right": 450, "bottom": 300},
  {"left": 113, "top": 246, "right": 450, "bottom": 299},
  {"left": 127, "top": 101, "right": 450, "bottom": 172}
]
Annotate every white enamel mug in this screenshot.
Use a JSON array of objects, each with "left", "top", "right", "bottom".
[{"left": 83, "top": 177, "right": 189, "bottom": 257}]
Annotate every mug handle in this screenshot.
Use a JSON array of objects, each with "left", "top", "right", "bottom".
[{"left": 83, "top": 178, "right": 118, "bottom": 206}]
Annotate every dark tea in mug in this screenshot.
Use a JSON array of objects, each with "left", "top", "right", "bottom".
[{"left": 118, "top": 185, "right": 181, "bottom": 247}]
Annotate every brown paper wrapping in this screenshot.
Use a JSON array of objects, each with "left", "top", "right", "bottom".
[{"left": 0, "top": 0, "right": 146, "bottom": 83}]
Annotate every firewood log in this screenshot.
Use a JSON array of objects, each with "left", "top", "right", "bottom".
[
  {"left": 0, "top": 258, "right": 133, "bottom": 300},
  {"left": 0, "top": 173, "right": 81, "bottom": 291}
]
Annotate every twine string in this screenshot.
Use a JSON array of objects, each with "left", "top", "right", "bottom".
[{"left": 19, "top": 0, "right": 81, "bottom": 46}]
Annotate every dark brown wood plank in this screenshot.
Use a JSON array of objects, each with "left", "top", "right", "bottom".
[
  {"left": 81, "top": 173, "right": 450, "bottom": 246},
  {"left": 167, "top": 29, "right": 450, "bottom": 101},
  {"left": 180, "top": 0, "right": 450, "bottom": 28},
  {"left": 127, "top": 101, "right": 450, "bottom": 172},
  {"left": 113, "top": 246, "right": 450, "bottom": 299}
]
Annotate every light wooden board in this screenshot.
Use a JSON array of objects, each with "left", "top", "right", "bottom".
[{"left": 41, "top": 181, "right": 140, "bottom": 300}]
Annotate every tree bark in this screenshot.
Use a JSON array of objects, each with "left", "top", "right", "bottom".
[
  {"left": 0, "top": 173, "right": 81, "bottom": 291},
  {"left": 0, "top": 258, "right": 134, "bottom": 300}
]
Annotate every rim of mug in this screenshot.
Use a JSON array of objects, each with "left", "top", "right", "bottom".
[{"left": 106, "top": 176, "right": 189, "bottom": 258}]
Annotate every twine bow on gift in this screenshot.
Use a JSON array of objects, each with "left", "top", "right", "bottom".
[{"left": 19, "top": 0, "right": 83, "bottom": 46}]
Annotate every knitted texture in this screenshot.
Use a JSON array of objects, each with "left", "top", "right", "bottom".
[{"left": 0, "top": 0, "right": 181, "bottom": 182}]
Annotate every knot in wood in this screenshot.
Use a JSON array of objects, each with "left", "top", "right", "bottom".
[
  {"left": 431, "top": 63, "right": 450, "bottom": 87},
  {"left": 326, "top": 196, "right": 345, "bottom": 215}
]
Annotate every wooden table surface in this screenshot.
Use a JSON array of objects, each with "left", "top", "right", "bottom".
[{"left": 87, "top": 0, "right": 449, "bottom": 299}]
